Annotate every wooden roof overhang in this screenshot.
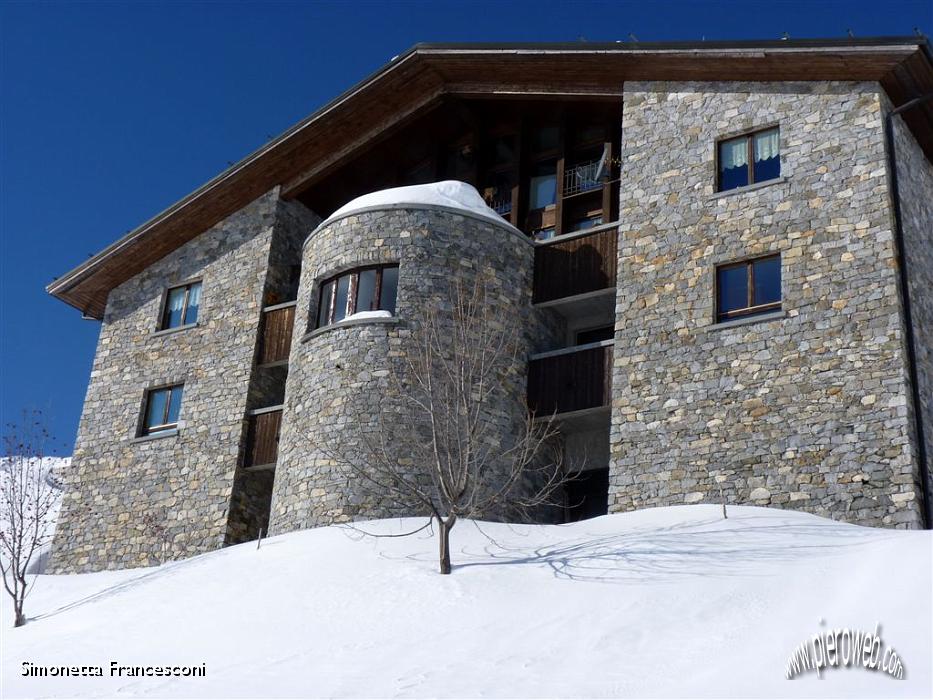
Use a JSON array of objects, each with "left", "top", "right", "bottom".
[{"left": 49, "top": 38, "right": 933, "bottom": 319}]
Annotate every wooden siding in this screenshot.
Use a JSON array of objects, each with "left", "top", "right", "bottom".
[
  {"left": 527, "top": 344, "right": 613, "bottom": 416},
  {"left": 258, "top": 305, "right": 295, "bottom": 365},
  {"left": 533, "top": 228, "right": 618, "bottom": 303},
  {"left": 245, "top": 410, "right": 282, "bottom": 468}
]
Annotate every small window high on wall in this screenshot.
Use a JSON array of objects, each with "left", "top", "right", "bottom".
[
  {"left": 717, "top": 127, "right": 780, "bottom": 192},
  {"left": 140, "top": 384, "right": 184, "bottom": 436},
  {"left": 160, "top": 281, "right": 202, "bottom": 330},
  {"left": 716, "top": 254, "right": 781, "bottom": 322},
  {"left": 316, "top": 264, "right": 399, "bottom": 329}
]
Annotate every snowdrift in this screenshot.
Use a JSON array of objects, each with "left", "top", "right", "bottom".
[{"left": 2, "top": 505, "right": 930, "bottom": 698}]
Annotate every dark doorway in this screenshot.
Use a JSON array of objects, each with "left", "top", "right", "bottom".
[{"left": 565, "top": 467, "right": 609, "bottom": 521}]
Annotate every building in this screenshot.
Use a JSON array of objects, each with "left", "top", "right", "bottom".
[{"left": 46, "top": 38, "right": 933, "bottom": 573}]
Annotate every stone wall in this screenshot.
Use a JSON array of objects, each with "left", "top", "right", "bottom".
[
  {"left": 48, "top": 189, "right": 298, "bottom": 572},
  {"left": 269, "top": 205, "right": 558, "bottom": 533},
  {"left": 609, "top": 81, "right": 926, "bottom": 528},
  {"left": 889, "top": 103, "right": 933, "bottom": 521}
]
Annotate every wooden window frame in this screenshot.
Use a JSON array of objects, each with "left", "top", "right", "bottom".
[
  {"left": 159, "top": 280, "right": 202, "bottom": 330},
  {"left": 715, "top": 126, "right": 780, "bottom": 192},
  {"left": 715, "top": 254, "right": 782, "bottom": 322},
  {"left": 140, "top": 383, "right": 184, "bottom": 436},
  {"left": 315, "top": 264, "right": 399, "bottom": 329}
]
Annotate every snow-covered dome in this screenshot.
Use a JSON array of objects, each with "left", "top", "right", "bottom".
[{"left": 326, "top": 180, "right": 511, "bottom": 228}]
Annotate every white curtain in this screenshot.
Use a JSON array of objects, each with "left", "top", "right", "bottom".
[
  {"left": 166, "top": 288, "right": 186, "bottom": 316},
  {"left": 754, "top": 129, "right": 780, "bottom": 161},
  {"left": 186, "top": 283, "right": 201, "bottom": 310},
  {"left": 720, "top": 138, "right": 747, "bottom": 169}
]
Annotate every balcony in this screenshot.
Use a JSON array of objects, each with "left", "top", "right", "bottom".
[
  {"left": 527, "top": 341, "right": 613, "bottom": 417},
  {"left": 258, "top": 301, "right": 296, "bottom": 366},
  {"left": 533, "top": 226, "right": 617, "bottom": 305},
  {"left": 244, "top": 406, "right": 283, "bottom": 470}
]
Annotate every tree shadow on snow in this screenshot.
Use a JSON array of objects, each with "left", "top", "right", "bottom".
[{"left": 445, "top": 512, "right": 898, "bottom": 584}]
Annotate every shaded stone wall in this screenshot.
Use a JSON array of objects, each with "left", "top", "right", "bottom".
[
  {"left": 49, "top": 189, "right": 293, "bottom": 573},
  {"left": 269, "top": 206, "right": 558, "bottom": 533},
  {"left": 889, "top": 102, "right": 933, "bottom": 520},
  {"left": 609, "top": 81, "right": 926, "bottom": 528}
]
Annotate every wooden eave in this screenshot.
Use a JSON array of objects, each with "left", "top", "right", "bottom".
[{"left": 48, "top": 38, "right": 933, "bottom": 319}]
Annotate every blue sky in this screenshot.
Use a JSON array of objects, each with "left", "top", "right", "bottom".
[{"left": 1, "top": 0, "right": 931, "bottom": 452}]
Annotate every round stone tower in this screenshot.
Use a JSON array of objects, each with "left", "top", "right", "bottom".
[{"left": 268, "top": 182, "right": 552, "bottom": 534}]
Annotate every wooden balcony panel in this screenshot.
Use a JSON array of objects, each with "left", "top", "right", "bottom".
[
  {"left": 245, "top": 409, "right": 282, "bottom": 468},
  {"left": 259, "top": 304, "right": 296, "bottom": 365},
  {"left": 533, "top": 227, "right": 617, "bottom": 304},
  {"left": 527, "top": 343, "right": 613, "bottom": 416}
]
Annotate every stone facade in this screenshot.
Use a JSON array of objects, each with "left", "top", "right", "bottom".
[
  {"left": 269, "top": 205, "right": 560, "bottom": 533},
  {"left": 608, "top": 81, "right": 925, "bottom": 527},
  {"left": 48, "top": 189, "right": 313, "bottom": 573},
  {"left": 48, "top": 78, "right": 933, "bottom": 574}
]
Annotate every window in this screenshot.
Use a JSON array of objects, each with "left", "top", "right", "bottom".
[
  {"left": 140, "top": 384, "right": 184, "bottom": 436},
  {"left": 316, "top": 264, "right": 399, "bottom": 329},
  {"left": 716, "top": 255, "right": 781, "bottom": 322},
  {"left": 529, "top": 161, "right": 557, "bottom": 210},
  {"left": 160, "top": 281, "right": 202, "bottom": 330},
  {"left": 717, "top": 127, "right": 780, "bottom": 192}
]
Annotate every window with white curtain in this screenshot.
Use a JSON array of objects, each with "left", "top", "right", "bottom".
[
  {"left": 160, "top": 281, "right": 202, "bottom": 330},
  {"left": 717, "top": 127, "right": 780, "bottom": 192}
]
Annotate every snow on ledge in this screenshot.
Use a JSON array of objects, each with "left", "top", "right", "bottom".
[
  {"left": 343, "top": 309, "right": 392, "bottom": 322},
  {"left": 324, "top": 181, "right": 516, "bottom": 230}
]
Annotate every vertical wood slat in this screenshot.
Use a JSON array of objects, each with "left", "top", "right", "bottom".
[
  {"left": 245, "top": 410, "right": 282, "bottom": 468},
  {"left": 527, "top": 344, "right": 613, "bottom": 416},
  {"left": 533, "top": 227, "right": 618, "bottom": 303},
  {"left": 259, "top": 305, "right": 296, "bottom": 365}
]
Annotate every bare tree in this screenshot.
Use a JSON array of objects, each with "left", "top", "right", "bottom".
[
  {"left": 316, "top": 279, "right": 570, "bottom": 574},
  {"left": 0, "top": 410, "right": 62, "bottom": 627}
]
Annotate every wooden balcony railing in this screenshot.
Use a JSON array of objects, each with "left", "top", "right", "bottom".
[
  {"left": 533, "top": 227, "right": 617, "bottom": 304},
  {"left": 244, "top": 407, "right": 283, "bottom": 469},
  {"left": 258, "top": 302, "right": 296, "bottom": 365},
  {"left": 527, "top": 341, "right": 613, "bottom": 416}
]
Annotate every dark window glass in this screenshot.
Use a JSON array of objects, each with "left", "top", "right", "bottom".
[
  {"left": 160, "top": 281, "right": 202, "bottom": 330},
  {"left": 753, "top": 255, "right": 781, "bottom": 306},
  {"left": 317, "top": 280, "right": 334, "bottom": 328},
  {"left": 717, "top": 265, "right": 749, "bottom": 317},
  {"left": 718, "top": 127, "right": 780, "bottom": 192},
  {"left": 379, "top": 266, "right": 398, "bottom": 313},
  {"left": 142, "top": 384, "right": 183, "bottom": 435},
  {"left": 356, "top": 269, "right": 377, "bottom": 313},
  {"left": 316, "top": 265, "right": 399, "bottom": 328},
  {"left": 167, "top": 387, "right": 183, "bottom": 424},
  {"left": 530, "top": 161, "right": 557, "bottom": 210},
  {"left": 716, "top": 255, "right": 782, "bottom": 322},
  {"left": 333, "top": 274, "right": 350, "bottom": 323}
]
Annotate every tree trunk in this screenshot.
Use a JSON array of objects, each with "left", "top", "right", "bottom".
[
  {"left": 438, "top": 515, "right": 456, "bottom": 575},
  {"left": 14, "top": 601, "right": 25, "bottom": 627}
]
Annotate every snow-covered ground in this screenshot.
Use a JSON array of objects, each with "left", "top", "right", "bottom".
[{"left": 2, "top": 505, "right": 931, "bottom": 698}]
